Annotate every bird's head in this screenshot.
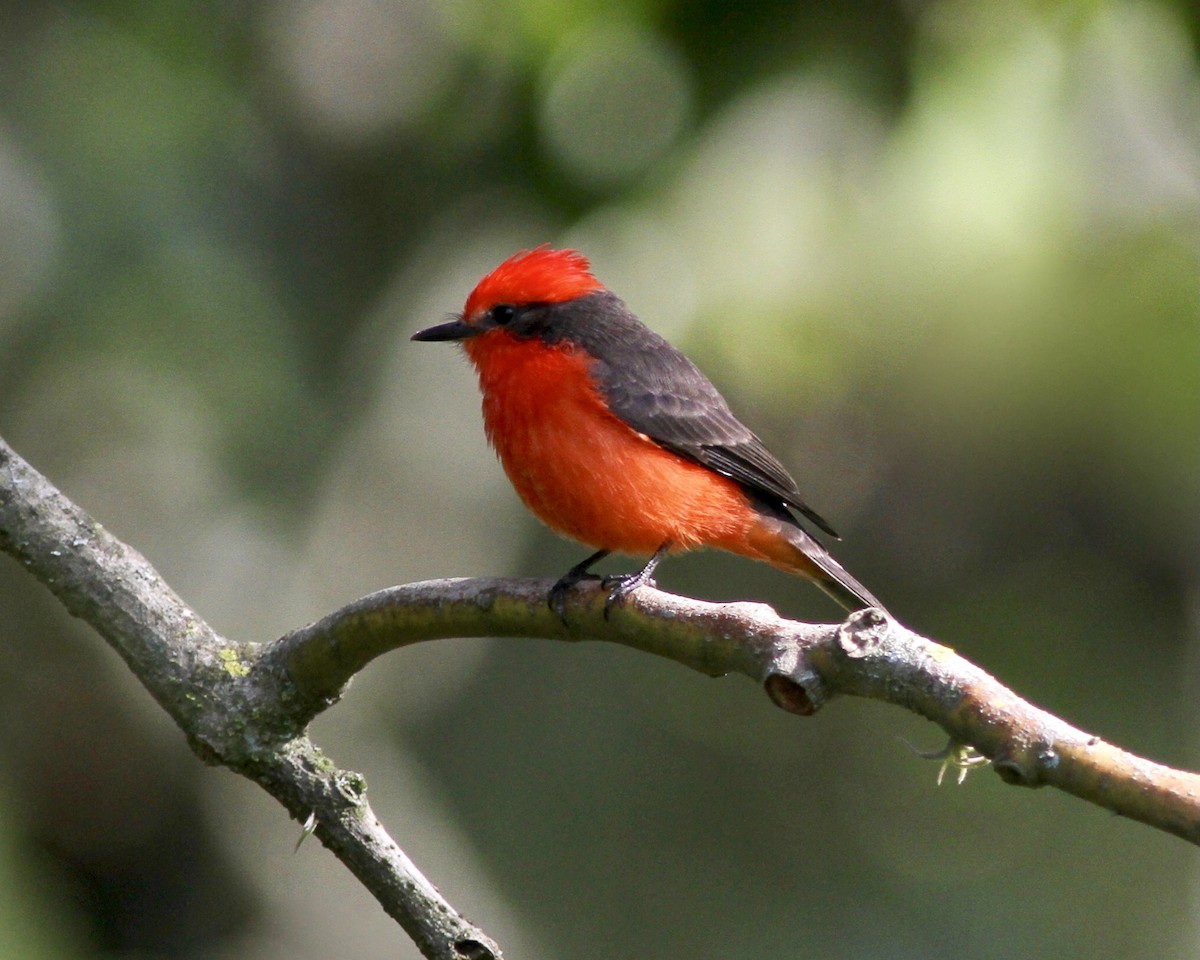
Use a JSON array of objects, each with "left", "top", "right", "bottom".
[{"left": 411, "top": 247, "right": 603, "bottom": 347}]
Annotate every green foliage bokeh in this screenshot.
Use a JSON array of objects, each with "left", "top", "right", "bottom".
[{"left": 0, "top": 1, "right": 1196, "bottom": 958}]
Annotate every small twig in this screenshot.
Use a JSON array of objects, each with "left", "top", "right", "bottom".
[{"left": 901, "top": 737, "right": 991, "bottom": 785}]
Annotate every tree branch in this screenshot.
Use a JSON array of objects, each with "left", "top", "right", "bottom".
[
  {"left": 0, "top": 436, "right": 501, "bottom": 960},
  {"left": 269, "top": 579, "right": 1200, "bottom": 844},
  {"left": 3, "top": 430, "right": 1200, "bottom": 960}
]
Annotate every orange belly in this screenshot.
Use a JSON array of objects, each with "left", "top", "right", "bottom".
[{"left": 467, "top": 334, "right": 757, "bottom": 556}]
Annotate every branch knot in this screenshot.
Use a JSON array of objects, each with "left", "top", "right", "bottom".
[{"left": 836, "top": 607, "right": 892, "bottom": 658}]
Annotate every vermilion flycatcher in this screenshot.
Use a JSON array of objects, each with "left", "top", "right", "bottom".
[{"left": 413, "top": 247, "right": 883, "bottom": 616}]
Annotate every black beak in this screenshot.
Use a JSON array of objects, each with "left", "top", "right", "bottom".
[{"left": 411, "top": 318, "right": 478, "bottom": 342}]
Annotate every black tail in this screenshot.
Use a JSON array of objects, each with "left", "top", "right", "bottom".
[
  {"left": 775, "top": 517, "right": 886, "bottom": 614},
  {"left": 799, "top": 534, "right": 886, "bottom": 613},
  {"left": 742, "top": 504, "right": 887, "bottom": 615}
]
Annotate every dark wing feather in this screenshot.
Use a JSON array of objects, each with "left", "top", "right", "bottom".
[{"left": 554, "top": 292, "right": 840, "bottom": 539}]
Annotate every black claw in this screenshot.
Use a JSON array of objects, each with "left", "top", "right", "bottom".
[
  {"left": 548, "top": 549, "right": 610, "bottom": 624},
  {"left": 548, "top": 571, "right": 601, "bottom": 623},
  {"left": 549, "top": 543, "right": 671, "bottom": 623},
  {"left": 599, "top": 542, "right": 670, "bottom": 620},
  {"left": 601, "top": 572, "right": 657, "bottom": 620}
]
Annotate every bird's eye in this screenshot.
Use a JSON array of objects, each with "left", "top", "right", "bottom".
[{"left": 492, "top": 305, "right": 516, "bottom": 325}]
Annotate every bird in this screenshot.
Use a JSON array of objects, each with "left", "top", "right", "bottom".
[{"left": 412, "top": 246, "right": 883, "bottom": 618}]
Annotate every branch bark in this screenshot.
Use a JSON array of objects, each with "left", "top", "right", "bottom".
[
  {"left": 269, "top": 579, "right": 1200, "bottom": 843},
  {"left": 0, "top": 436, "right": 501, "bottom": 960},
  {"left": 3, "top": 431, "right": 1200, "bottom": 960}
]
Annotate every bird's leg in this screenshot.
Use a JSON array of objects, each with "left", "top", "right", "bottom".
[
  {"left": 601, "top": 542, "right": 670, "bottom": 619},
  {"left": 548, "top": 549, "right": 610, "bottom": 622}
]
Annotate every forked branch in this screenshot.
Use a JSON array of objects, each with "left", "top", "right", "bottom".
[{"left": 2, "top": 433, "right": 1198, "bottom": 960}]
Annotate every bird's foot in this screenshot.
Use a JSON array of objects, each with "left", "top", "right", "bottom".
[
  {"left": 548, "top": 570, "right": 603, "bottom": 623},
  {"left": 903, "top": 736, "right": 990, "bottom": 786},
  {"left": 600, "top": 570, "right": 657, "bottom": 620}
]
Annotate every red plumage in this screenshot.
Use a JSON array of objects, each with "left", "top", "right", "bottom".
[
  {"left": 464, "top": 247, "right": 602, "bottom": 319},
  {"left": 413, "top": 247, "right": 883, "bottom": 614}
]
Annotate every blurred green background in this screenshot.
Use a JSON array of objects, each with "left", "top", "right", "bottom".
[{"left": 1, "top": 0, "right": 1198, "bottom": 957}]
